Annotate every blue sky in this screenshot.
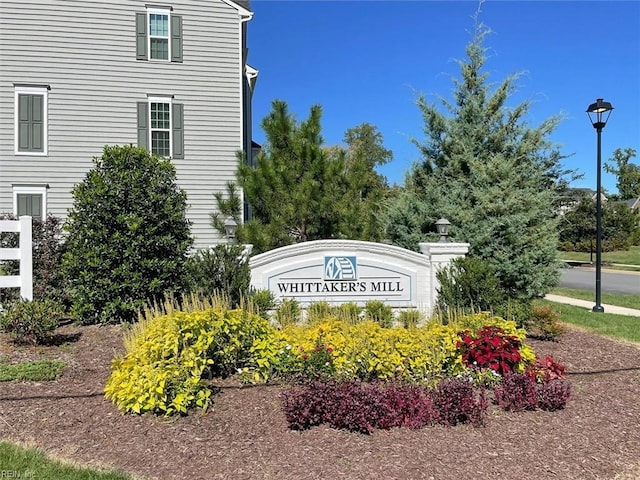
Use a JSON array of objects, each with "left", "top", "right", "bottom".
[{"left": 246, "top": 1, "right": 640, "bottom": 193}]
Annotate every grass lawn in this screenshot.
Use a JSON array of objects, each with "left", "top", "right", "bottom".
[
  {"left": 0, "top": 442, "right": 134, "bottom": 480},
  {"left": 559, "top": 246, "right": 640, "bottom": 266},
  {"left": 550, "top": 287, "right": 640, "bottom": 310},
  {"left": 0, "top": 358, "right": 65, "bottom": 382},
  {"left": 536, "top": 299, "right": 640, "bottom": 344}
]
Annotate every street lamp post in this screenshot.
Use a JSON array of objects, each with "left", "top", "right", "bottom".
[{"left": 586, "top": 98, "right": 614, "bottom": 313}]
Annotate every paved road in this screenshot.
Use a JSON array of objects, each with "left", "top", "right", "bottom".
[{"left": 560, "top": 267, "right": 640, "bottom": 295}]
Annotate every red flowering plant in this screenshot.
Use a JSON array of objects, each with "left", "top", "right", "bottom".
[
  {"left": 526, "top": 354, "right": 566, "bottom": 383},
  {"left": 456, "top": 325, "right": 523, "bottom": 377},
  {"left": 298, "top": 329, "right": 336, "bottom": 381}
]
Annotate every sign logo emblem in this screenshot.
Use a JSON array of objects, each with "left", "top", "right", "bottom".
[{"left": 324, "top": 256, "right": 357, "bottom": 280}]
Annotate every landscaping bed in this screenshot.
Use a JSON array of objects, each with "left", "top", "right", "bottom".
[{"left": 0, "top": 324, "right": 639, "bottom": 480}]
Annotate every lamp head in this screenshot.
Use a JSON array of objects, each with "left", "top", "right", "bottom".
[
  {"left": 224, "top": 217, "right": 238, "bottom": 241},
  {"left": 435, "top": 218, "right": 451, "bottom": 243},
  {"left": 586, "top": 98, "right": 613, "bottom": 131}
]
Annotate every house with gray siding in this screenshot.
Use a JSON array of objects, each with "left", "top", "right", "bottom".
[{"left": 0, "top": 0, "right": 258, "bottom": 249}]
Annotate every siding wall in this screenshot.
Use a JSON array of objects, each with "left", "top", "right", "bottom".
[{"left": 0, "top": 0, "right": 247, "bottom": 248}]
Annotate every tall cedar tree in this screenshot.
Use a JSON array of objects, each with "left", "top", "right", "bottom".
[
  {"left": 385, "top": 22, "right": 568, "bottom": 301},
  {"left": 235, "top": 101, "right": 390, "bottom": 253}
]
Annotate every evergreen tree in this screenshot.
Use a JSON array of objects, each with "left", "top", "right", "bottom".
[
  {"left": 233, "top": 101, "right": 391, "bottom": 253},
  {"left": 236, "top": 100, "right": 343, "bottom": 252},
  {"left": 384, "top": 21, "right": 569, "bottom": 300},
  {"left": 62, "top": 145, "right": 192, "bottom": 324},
  {"left": 210, "top": 181, "right": 243, "bottom": 241},
  {"left": 329, "top": 123, "right": 392, "bottom": 241}
]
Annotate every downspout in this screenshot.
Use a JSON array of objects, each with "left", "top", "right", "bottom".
[{"left": 239, "top": 11, "right": 253, "bottom": 225}]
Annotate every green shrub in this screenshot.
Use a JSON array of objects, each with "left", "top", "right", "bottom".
[
  {"left": 436, "top": 257, "right": 534, "bottom": 328},
  {"left": 397, "top": 309, "right": 424, "bottom": 328},
  {"left": 493, "top": 298, "right": 533, "bottom": 329},
  {"left": 526, "top": 305, "right": 564, "bottom": 341},
  {"left": 331, "top": 302, "right": 362, "bottom": 324},
  {"left": 274, "top": 298, "right": 300, "bottom": 327},
  {"left": 104, "top": 302, "right": 271, "bottom": 415},
  {"left": 630, "top": 227, "right": 640, "bottom": 246},
  {"left": 306, "top": 301, "right": 333, "bottom": 324},
  {"left": 557, "top": 241, "right": 575, "bottom": 252},
  {"left": 0, "top": 299, "right": 63, "bottom": 345},
  {"left": 364, "top": 300, "right": 393, "bottom": 328},
  {"left": 603, "top": 236, "right": 631, "bottom": 252},
  {"left": 185, "top": 245, "right": 250, "bottom": 307},
  {"left": 436, "top": 256, "right": 506, "bottom": 317},
  {"left": 247, "top": 289, "right": 276, "bottom": 320},
  {"left": 297, "top": 331, "right": 336, "bottom": 381},
  {"left": 573, "top": 239, "right": 592, "bottom": 253},
  {"left": 31, "top": 215, "right": 71, "bottom": 308},
  {"left": 573, "top": 237, "right": 631, "bottom": 253},
  {"left": 62, "top": 145, "right": 193, "bottom": 324}
]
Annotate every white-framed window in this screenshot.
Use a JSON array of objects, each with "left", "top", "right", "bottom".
[
  {"left": 137, "top": 96, "right": 184, "bottom": 159},
  {"left": 136, "top": 7, "right": 182, "bottom": 62},
  {"left": 148, "top": 7, "right": 170, "bottom": 60},
  {"left": 149, "top": 96, "right": 172, "bottom": 157},
  {"left": 14, "top": 85, "right": 49, "bottom": 155},
  {"left": 12, "top": 185, "right": 48, "bottom": 220}
]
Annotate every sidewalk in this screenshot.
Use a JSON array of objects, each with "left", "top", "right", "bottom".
[{"left": 544, "top": 294, "right": 640, "bottom": 317}]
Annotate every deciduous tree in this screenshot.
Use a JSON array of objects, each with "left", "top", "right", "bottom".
[{"left": 605, "top": 147, "right": 640, "bottom": 200}]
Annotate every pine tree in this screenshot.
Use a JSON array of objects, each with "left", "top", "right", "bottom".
[
  {"left": 385, "top": 21, "right": 569, "bottom": 300},
  {"left": 330, "top": 123, "right": 392, "bottom": 241},
  {"left": 236, "top": 100, "right": 345, "bottom": 253},
  {"left": 233, "top": 101, "right": 391, "bottom": 253}
]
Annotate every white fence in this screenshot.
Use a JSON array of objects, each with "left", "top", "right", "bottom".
[{"left": 0, "top": 216, "right": 33, "bottom": 301}]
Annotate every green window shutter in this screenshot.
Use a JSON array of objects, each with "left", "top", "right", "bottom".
[
  {"left": 136, "top": 12, "right": 147, "bottom": 60},
  {"left": 17, "top": 194, "right": 42, "bottom": 220},
  {"left": 137, "top": 102, "right": 149, "bottom": 150},
  {"left": 17, "top": 194, "right": 29, "bottom": 216},
  {"left": 31, "top": 95, "right": 43, "bottom": 151},
  {"left": 17, "top": 94, "right": 44, "bottom": 152},
  {"left": 171, "top": 15, "right": 183, "bottom": 63},
  {"left": 172, "top": 103, "right": 184, "bottom": 159},
  {"left": 18, "top": 94, "right": 31, "bottom": 151}
]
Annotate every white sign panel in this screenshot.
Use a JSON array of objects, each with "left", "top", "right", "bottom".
[{"left": 250, "top": 240, "right": 431, "bottom": 308}]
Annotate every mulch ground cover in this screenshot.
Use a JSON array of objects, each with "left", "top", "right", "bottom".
[{"left": 1, "top": 323, "right": 639, "bottom": 480}]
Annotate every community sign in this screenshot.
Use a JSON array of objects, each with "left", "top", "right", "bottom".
[{"left": 249, "top": 239, "right": 435, "bottom": 310}]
